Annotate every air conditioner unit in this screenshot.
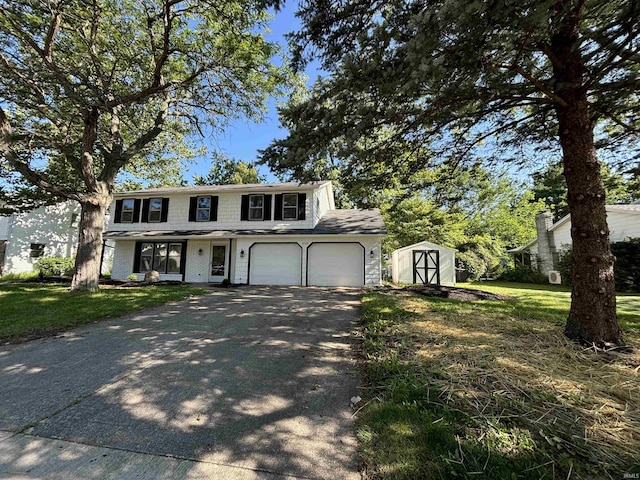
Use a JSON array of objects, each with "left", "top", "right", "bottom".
[{"left": 548, "top": 271, "right": 562, "bottom": 285}]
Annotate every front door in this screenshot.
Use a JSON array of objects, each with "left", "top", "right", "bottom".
[{"left": 209, "top": 244, "right": 227, "bottom": 283}]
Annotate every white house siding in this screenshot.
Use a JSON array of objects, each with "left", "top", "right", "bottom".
[
  {"left": 605, "top": 211, "right": 640, "bottom": 242},
  {"left": 391, "top": 241, "right": 456, "bottom": 286},
  {"left": 551, "top": 210, "right": 640, "bottom": 252},
  {"left": 551, "top": 221, "right": 572, "bottom": 251},
  {"left": 2, "top": 202, "right": 80, "bottom": 274},
  {"left": 312, "top": 184, "right": 333, "bottom": 227},
  {"left": 107, "top": 189, "right": 316, "bottom": 233},
  {"left": 112, "top": 240, "right": 135, "bottom": 280}
]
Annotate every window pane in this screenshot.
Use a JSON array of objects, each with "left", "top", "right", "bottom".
[
  {"left": 139, "top": 243, "right": 154, "bottom": 272},
  {"left": 140, "top": 256, "right": 153, "bottom": 272},
  {"left": 283, "top": 194, "right": 297, "bottom": 207},
  {"left": 197, "top": 196, "right": 211, "bottom": 209},
  {"left": 249, "top": 195, "right": 263, "bottom": 208},
  {"left": 196, "top": 209, "right": 210, "bottom": 221},
  {"left": 150, "top": 198, "right": 162, "bottom": 210},
  {"left": 249, "top": 208, "right": 263, "bottom": 220},
  {"left": 153, "top": 243, "right": 167, "bottom": 271},
  {"left": 167, "top": 244, "right": 182, "bottom": 273},
  {"left": 121, "top": 199, "right": 135, "bottom": 223},
  {"left": 148, "top": 210, "right": 161, "bottom": 222},
  {"left": 211, "top": 245, "right": 225, "bottom": 276},
  {"left": 283, "top": 207, "right": 297, "bottom": 220}
]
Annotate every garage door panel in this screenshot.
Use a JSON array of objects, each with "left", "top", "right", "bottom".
[
  {"left": 250, "top": 243, "right": 302, "bottom": 285},
  {"left": 308, "top": 243, "right": 364, "bottom": 287}
]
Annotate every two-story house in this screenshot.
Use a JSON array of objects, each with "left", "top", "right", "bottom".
[{"left": 105, "top": 181, "right": 386, "bottom": 286}]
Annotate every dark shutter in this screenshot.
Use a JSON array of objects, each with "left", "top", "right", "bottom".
[
  {"left": 298, "top": 193, "right": 306, "bottom": 220},
  {"left": 188, "top": 197, "right": 197, "bottom": 222},
  {"left": 274, "top": 194, "right": 283, "bottom": 221},
  {"left": 211, "top": 196, "right": 218, "bottom": 221},
  {"left": 161, "top": 198, "right": 169, "bottom": 222},
  {"left": 141, "top": 199, "right": 150, "bottom": 223},
  {"left": 114, "top": 200, "right": 123, "bottom": 223},
  {"left": 133, "top": 242, "right": 142, "bottom": 273},
  {"left": 263, "top": 194, "right": 272, "bottom": 221},
  {"left": 240, "top": 195, "right": 249, "bottom": 221},
  {"left": 180, "top": 241, "right": 187, "bottom": 276},
  {"left": 132, "top": 199, "right": 141, "bottom": 223}
]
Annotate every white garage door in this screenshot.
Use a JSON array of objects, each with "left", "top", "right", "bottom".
[
  {"left": 308, "top": 243, "right": 364, "bottom": 287},
  {"left": 249, "top": 243, "right": 302, "bottom": 285}
]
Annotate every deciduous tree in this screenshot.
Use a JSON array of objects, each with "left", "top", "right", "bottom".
[{"left": 0, "top": 0, "right": 289, "bottom": 291}]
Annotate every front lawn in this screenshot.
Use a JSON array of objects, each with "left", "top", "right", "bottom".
[
  {"left": 0, "top": 283, "right": 206, "bottom": 342},
  {"left": 357, "top": 282, "right": 640, "bottom": 479}
]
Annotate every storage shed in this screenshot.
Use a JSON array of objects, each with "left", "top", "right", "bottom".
[{"left": 391, "top": 241, "right": 456, "bottom": 286}]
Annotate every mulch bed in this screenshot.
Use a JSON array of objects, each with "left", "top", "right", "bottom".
[{"left": 376, "top": 284, "right": 512, "bottom": 301}]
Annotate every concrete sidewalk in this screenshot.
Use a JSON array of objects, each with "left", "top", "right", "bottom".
[{"left": 0, "top": 287, "right": 362, "bottom": 479}]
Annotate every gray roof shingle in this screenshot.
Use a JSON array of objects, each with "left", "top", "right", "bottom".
[{"left": 104, "top": 209, "right": 386, "bottom": 239}]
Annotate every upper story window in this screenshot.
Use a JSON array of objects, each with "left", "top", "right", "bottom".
[
  {"left": 30, "top": 243, "right": 45, "bottom": 258},
  {"left": 249, "top": 195, "right": 264, "bottom": 220},
  {"left": 282, "top": 194, "right": 298, "bottom": 220},
  {"left": 197, "top": 196, "right": 211, "bottom": 221},
  {"left": 141, "top": 197, "right": 168, "bottom": 223},
  {"left": 114, "top": 198, "right": 141, "bottom": 224},
  {"left": 274, "top": 193, "right": 306, "bottom": 221},
  {"left": 121, "top": 199, "right": 135, "bottom": 223},
  {"left": 148, "top": 198, "right": 163, "bottom": 222},
  {"left": 241, "top": 194, "right": 272, "bottom": 221},
  {"left": 188, "top": 195, "right": 218, "bottom": 222}
]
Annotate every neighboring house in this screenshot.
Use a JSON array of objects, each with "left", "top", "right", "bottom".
[
  {"left": 1, "top": 201, "right": 80, "bottom": 275},
  {"left": 104, "top": 181, "right": 386, "bottom": 286},
  {"left": 391, "top": 240, "right": 457, "bottom": 286},
  {"left": 0, "top": 201, "right": 114, "bottom": 276},
  {"left": 509, "top": 205, "right": 640, "bottom": 276}
]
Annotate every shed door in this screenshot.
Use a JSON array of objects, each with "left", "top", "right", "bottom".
[
  {"left": 413, "top": 250, "right": 440, "bottom": 285},
  {"left": 308, "top": 243, "right": 364, "bottom": 287},
  {"left": 249, "top": 243, "right": 302, "bottom": 285}
]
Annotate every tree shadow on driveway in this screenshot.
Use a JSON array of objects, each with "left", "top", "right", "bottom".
[{"left": 0, "top": 287, "right": 362, "bottom": 479}]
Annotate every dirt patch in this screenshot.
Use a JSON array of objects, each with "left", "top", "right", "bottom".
[{"left": 376, "top": 284, "right": 512, "bottom": 301}]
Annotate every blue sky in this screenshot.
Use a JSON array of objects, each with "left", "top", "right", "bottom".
[{"left": 185, "top": 4, "right": 317, "bottom": 184}]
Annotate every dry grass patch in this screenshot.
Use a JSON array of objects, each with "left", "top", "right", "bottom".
[{"left": 357, "top": 288, "right": 640, "bottom": 479}]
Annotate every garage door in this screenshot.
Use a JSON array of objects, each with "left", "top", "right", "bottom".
[
  {"left": 249, "top": 243, "right": 302, "bottom": 285},
  {"left": 307, "top": 243, "right": 364, "bottom": 287}
]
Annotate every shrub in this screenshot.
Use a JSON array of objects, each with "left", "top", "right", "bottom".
[
  {"left": 127, "top": 273, "right": 138, "bottom": 281},
  {"left": 36, "top": 257, "right": 75, "bottom": 277},
  {"left": 611, "top": 238, "right": 640, "bottom": 292},
  {"left": 498, "top": 266, "right": 547, "bottom": 284},
  {"left": 556, "top": 239, "right": 640, "bottom": 292},
  {"left": 556, "top": 250, "right": 573, "bottom": 286}
]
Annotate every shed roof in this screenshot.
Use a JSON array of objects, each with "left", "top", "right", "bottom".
[{"left": 392, "top": 240, "right": 457, "bottom": 254}]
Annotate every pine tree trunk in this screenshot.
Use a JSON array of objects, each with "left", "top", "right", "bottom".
[
  {"left": 551, "top": 7, "right": 621, "bottom": 345},
  {"left": 71, "top": 194, "right": 111, "bottom": 292}
]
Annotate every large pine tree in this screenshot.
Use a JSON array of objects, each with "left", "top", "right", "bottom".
[{"left": 263, "top": 0, "right": 640, "bottom": 345}]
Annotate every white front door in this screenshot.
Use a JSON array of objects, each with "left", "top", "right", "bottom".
[{"left": 209, "top": 243, "right": 227, "bottom": 283}]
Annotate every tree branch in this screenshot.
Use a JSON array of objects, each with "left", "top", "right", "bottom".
[{"left": 0, "top": 107, "right": 81, "bottom": 201}]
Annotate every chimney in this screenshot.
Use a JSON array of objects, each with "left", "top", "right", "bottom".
[{"left": 535, "top": 212, "right": 556, "bottom": 275}]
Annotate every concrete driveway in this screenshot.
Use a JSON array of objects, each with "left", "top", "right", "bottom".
[{"left": 0, "top": 287, "right": 362, "bottom": 479}]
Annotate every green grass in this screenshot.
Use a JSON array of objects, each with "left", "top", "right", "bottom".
[
  {"left": 0, "top": 283, "right": 206, "bottom": 342},
  {"left": 357, "top": 282, "right": 640, "bottom": 479}
]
